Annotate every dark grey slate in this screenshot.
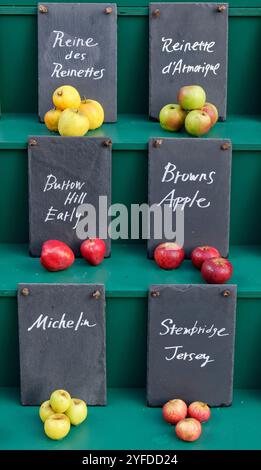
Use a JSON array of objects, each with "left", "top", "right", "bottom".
[
  {"left": 18, "top": 283, "right": 106, "bottom": 406},
  {"left": 28, "top": 136, "right": 111, "bottom": 257},
  {"left": 149, "top": 3, "right": 228, "bottom": 119},
  {"left": 148, "top": 138, "right": 232, "bottom": 258}
]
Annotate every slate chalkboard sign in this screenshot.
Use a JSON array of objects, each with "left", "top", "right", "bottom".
[
  {"left": 28, "top": 136, "right": 111, "bottom": 257},
  {"left": 148, "top": 138, "right": 232, "bottom": 258},
  {"left": 147, "top": 284, "right": 237, "bottom": 407},
  {"left": 149, "top": 3, "right": 228, "bottom": 120},
  {"left": 18, "top": 283, "right": 106, "bottom": 406},
  {"left": 38, "top": 3, "right": 117, "bottom": 122}
]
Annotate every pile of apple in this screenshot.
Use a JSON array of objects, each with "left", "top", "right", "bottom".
[
  {"left": 40, "top": 238, "right": 106, "bottom": 272},
  {"left": 159, "top": 85, "right": 218, "bottom": 137},
  {"left": 44, "top": 85, "right": 104, "bottom": 137},
  {"left": 162, "top": 399, "right": 211, "bottom": 442},
  {"left": 40, "top": 238, "right": 106, "bottom": 271},
  {"left": 154, "top": 242, "right": 233, "bottom": 284},
  {"left": 39, "top": 389, "right": 87, "bottom": 440}
]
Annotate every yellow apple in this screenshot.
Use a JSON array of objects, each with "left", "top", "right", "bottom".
[
  {"left": 44, "top": 414, "right": 71, "bottom": 440},
  {"left": 52, "top": 85, "right": 81, "bottom": 111},
  {"left": 79, "top": 99, "right": 104, "bottom": 130},
  {"left": 58, "top": 109, "right": 89, "bottom": 136},
  {"left": 44, "top": 108, "right": 62, "bottom": 132},
  {"left": 50, "top": 389, "right": 71, "bottom": 413},
  {"left": 39, "top": 400, "right": 55, "bottom": 422},
  {"left": 65, "top": 398, "right": 88, "bottom": 426}
]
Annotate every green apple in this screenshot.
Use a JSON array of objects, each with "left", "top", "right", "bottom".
[
  {"left": 201, "top": 102, "right": 218, "bottom": 126},
  {"left": 178, "top": 85, "right": 206, "bottom": 110},
  {"left": 44, "top": 414, "right": 71, "bottom": 440},
  {"left": 65, "top": 398, "right": 88, "bottom": 426},
  {"left": 185, "top": 110, "right": 212, "bottom": 137},
  {"left": 39, "top": 400, "right": 55, "bottom": 423},
  {"left": 50, "top": 389, "right": 71, "bottom": 413},
  {"left": 159, "top": 104, "right": 186, "bottom": 132}
]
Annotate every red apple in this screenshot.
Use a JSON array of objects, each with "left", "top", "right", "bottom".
[
  {"left": 185, "top": 110, "right": 212, "bottom": 137},
  {"left": 159, "top": 104, "right": 186, "bottom": 132},
  {"left": 162, "top": 399, "right": 187, "bottom": 425},
  {"left": 175, "top": 418, "right": 202, "bottom": 442},
  {"left": 201, "top": 257, "right": 233, "bottom": 284},
  {"left": 80, "top": 238, "right": 106, "bottom": 266},
  {"left": 201, "top": 102, "right": 218, "bottom": 126},
  {"left": 178, "top": 85, "right": 206, "bottom": 110},
  {"left": 191, "top": 246, "right": 221, "bottom": 270},
  {"left": 40, "top": 240, "right": 75, "bottom": 272},
  {"left": 188, "top": 401, "right": 211, "bottom": 423},
  {"left": 154, "top": 242, "right": 185, "bottom": 270}
]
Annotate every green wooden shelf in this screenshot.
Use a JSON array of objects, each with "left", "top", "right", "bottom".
[
  {"left": 1, "top": 2, "right": 261, "bottom": 13},
  {"left": 0, "top": 244, "right": 260, "bottom": 298},
  {"left": 1, "top": 5, "right": 261, "bottom": 16},
  {"left": 0, "top": 387, "right": 260, "bottom": 450},
  {"left": 1, "top": 114, "right": 261, "bottom": 151}
]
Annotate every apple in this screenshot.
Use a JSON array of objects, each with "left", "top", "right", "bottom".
[
  {"left": 65, "top": 398, "right": 88, "bottom": 426},
  {"left": 175, "top": 418, "right": 202, "bottom": 442},
  {"left": 201, "top": 102, "right": 218, "bottom": 126},
  {"left": 52, "top": 85, "right": 81, "bottom": 111},
  {"left": 201, "top": 257, "right": 233, "bottom": 284},
  {"left": 80, "top": 238, "right": 106, "bottom": 266},
  {"left": 159, "top": 104, "right": 186, "bottom": 132},
  {"left": 44, "top": 414, "right": 71, "bottom": 440},
  {"left": 162, "top": 399, "right": 187, "bottom": 425},
  {"left": 178, "top": 85, "right": 206, "bottom": 110},
  {"left": 39, "top": 400, "right": 55, "bottom": 423},
  {"left": 191, "top": 246, "right": 221, "bottom": 270},
  {"left": 188, "top": 401, "right": 211, "bottom": 423},
  {"left": 154, "top": 242, "right": 185, "bottom": 270},
  {"left": 185, "top": 110, "right": 212, "bottom": 137},
  {"left": 50, "top": 389, "right": 71, "bottom": 413},
  {"left": 58, "top": 108, "right": 89, "bottom": 136},
  {"left": 44, "top": 108, "right": 62, "bottom": 132},
  {"left": 79, "top": 99, "right": 104, "bottom": 130},
  {"left": 40, "top": 240, "right": 75, "bottom": 272}
]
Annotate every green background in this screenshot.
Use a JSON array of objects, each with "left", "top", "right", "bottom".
[{"left": 0, "top": 0, "right": 261, "bottom": 450}]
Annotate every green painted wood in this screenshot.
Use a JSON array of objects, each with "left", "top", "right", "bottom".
[
  {"left": 1, "top": 1, "right": 261, "bottom": 8},
  {"left": 0, "top": 146, "right": 260, "bottom": 246},
  {"left": 1, "top": 114, "right": 261, "bottom": 150},
  {"left": 0, "top": 388, "right": 260, "bottom": 450},
  {"left": 0, "top": 149, "right": 28, "bottom": 243},
  {"left": 1, "top": 294, "right": 261, "bottom": 389},
  {"left": 1, "top": 13, "right": 261, "bottom": 114},
  {"left": 234, "top": 299, "right": 261, "bottom": 389},
  {"left": 0, "top": 0, "right": 260, "bottom": 447},
  {"left": 0, "top": 244, "right": 260, "bottom": 298}
]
